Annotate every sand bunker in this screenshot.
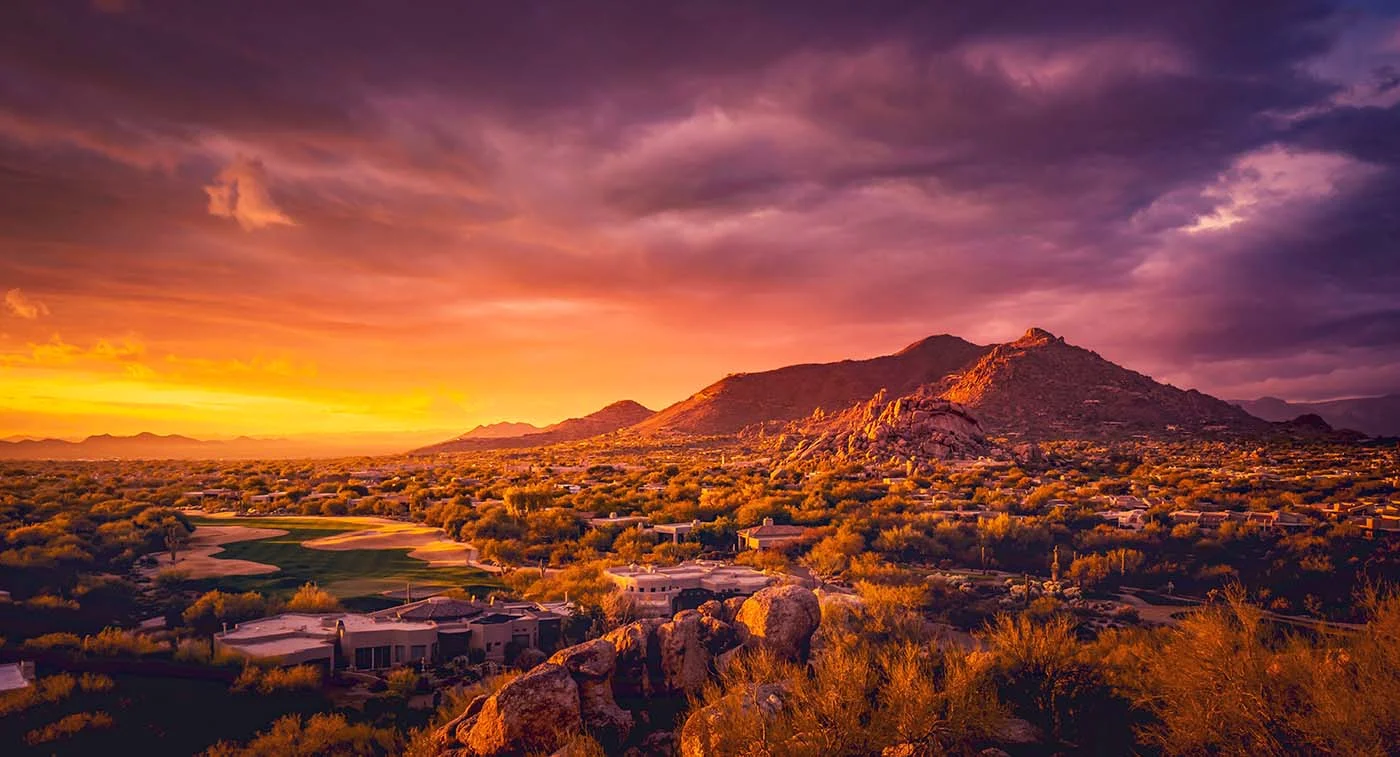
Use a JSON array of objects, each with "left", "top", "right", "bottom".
[
  {"left": 301, "top": 521, "right": 475, "bottom": 565},
  {"left": 145, "top": 525, "right": 285, "bottom": 579}
]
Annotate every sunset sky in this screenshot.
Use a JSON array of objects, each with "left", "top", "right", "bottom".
[{"left": 3, "top": 1, "right": 1400, "bottom": 440}]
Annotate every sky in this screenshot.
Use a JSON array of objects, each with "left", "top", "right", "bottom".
[{"left": 2, "top": 0, "right": 1400, "bottom": 440}]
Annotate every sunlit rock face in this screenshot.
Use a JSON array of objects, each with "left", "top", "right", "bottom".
[{"left": 776, "top": 388, "right": 992, "bottom": 472}]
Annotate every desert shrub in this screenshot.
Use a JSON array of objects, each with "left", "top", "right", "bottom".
[
  {"left": 0, "top": 673, "right": 77, "bottom": 716},
  {"left": 284, "top": 582, "right": 341, "bottom": 613},
  {"left": 233, "top": 664, "right": 322, "bottom": 694},
  {"left": 22, "top": 631, "right": 82, "bottom": 651},
  {"left": 687, "top": 642, "right": 1003, "bottom": 756},
  {"left": 79, "top": 672, "right": 115, "bottom": 692},
  {"left": 24, "top": 710, "right": 114, "bottom": 745},
  {"left": 82, "top": 627, "right": 167, "bottom": 657},
  {"left": 385, "top": 666, "right": 421, "bottom": 697},
  {"left": 978, "top": 613, "right": 1136, "bottom": 752},
  {"left": 202, "top": 713, "right": 398, "bottom": 756},
  {"left": 25, "top": 594, "right": 80, "bottom": 610},
  {"left": 1134, "top": 586, "right": 1400, "bottom": 755}
]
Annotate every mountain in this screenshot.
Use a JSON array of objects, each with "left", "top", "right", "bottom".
[
  {"left": 630, "top": 334, "right": 990, "bottom": 436},
  {"left": 0, "top": 430, "right": 462, "bottom": 460},
  {"left": 414, "top": 400, "right": 656, "bottom": 453},
  {"left": 455, "top": 421, "right": 543, "bottom": 440},
  {"left": 939, "top": 328, "right": 1268, "bottom": 439},
  {"left": 1231, "top": 394, "right": 1400, "bottom": 437},
  {"left": 775, "top": 389, "right": 993, "bottom": 472},
  {"left": 0, "top": 432, "right": 277, "bottom": 460}
]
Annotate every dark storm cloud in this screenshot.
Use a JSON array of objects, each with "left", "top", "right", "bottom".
[{"left": 1, "top": 0, "right": 1398, "bottom": 404}]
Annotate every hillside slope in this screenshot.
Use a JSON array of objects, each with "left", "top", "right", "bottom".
[
  {"left": 414, "top": 400, "right": 656, "bottom": 453},
  {"left": 631, "top": 335, "right": 989, "bottom": 435},
  {"left": 940, "top": 328, "right": 1268, "bottom": 439}
]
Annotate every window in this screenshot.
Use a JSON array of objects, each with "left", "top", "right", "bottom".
[{"left": 410, "top": 644, "right": 427, "bottom": 661}]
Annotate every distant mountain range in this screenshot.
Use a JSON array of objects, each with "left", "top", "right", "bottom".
[
  {"left": 1230, "top": 395, "right": 1400, "bottom": 437},
  {"left": 17, "top": 328, "right": 1389, "bottom": 460},
  {"left": 0, "top": 430, "right": 458, "bottom": 461},
  {"left": 412, "top": 400, "right": 655, "bottom": 453},
  {"left": 456, "top": 421, "right": 544, "bottom": 439}
]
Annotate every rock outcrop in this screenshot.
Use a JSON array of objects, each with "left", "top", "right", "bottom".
[
  {"left": 550, "top": 639, "right": 633, "bottom": 745},
  {"left": 735, "top": 584, "right": 822, "bottom": 662},
  {"left": 776, "top": 388, "right": 992, "bottom": 472},
  {"left": 434, "top": 586, "right": 823, "bottom": 756},
  {"left": 460, "top": 663, "right": 580, "bottom": 756}
]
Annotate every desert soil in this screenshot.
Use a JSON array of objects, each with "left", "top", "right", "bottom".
[{"left": 145, "top": 525, "right": 285, "bottom": 578}]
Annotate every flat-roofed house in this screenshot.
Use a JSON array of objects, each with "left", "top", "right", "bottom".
[
  {"left": 737, "top": 517, "right": 809, "bottom": 550},
  {"left": 652, "top": 520, "right": 703, "bottom": 543},
  {"left": 215, "top": 613, "right": 440, "bottom": 670},
  {"left": 606, "top": 560, "right": 775, "bottom": 616},
  {"left": 0, "top": 661, "right": 35, "bottom": 693}
]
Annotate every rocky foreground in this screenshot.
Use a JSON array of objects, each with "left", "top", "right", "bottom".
[{"left": 432, "top": 585, "right": 822, "bottom": 757}]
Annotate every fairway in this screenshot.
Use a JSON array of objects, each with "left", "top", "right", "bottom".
[{"left": 185, "top": 516, "right": 501, "bottom": 600}]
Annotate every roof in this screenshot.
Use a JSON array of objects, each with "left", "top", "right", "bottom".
[
  {"left": 738, "top": 524, "right": 808, "bottom": 539},
  {"left": 0, "top": 663, "right": 33, "bottom": 693},
  {"left": 473, "top": 612, "right": 525, "bottom": 625},
  {"left": 369, "top": 596, "right": 487, "bottom": 622}
]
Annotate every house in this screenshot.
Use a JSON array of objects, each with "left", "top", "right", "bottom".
[
  {"left": 1098, "top": 510, "right": 1148, "bottom": 529},
  {"left": 652, "top": 520, "right": 704, "bottom": 543},
  {"left": 1358, "top": 515, "right": 1400, "bottom": 537},
  {"left": 606, "top": 561, "right": 775, "bottom": 616},
  {"left": 737, "top": 517, "right": 809, "bottom": 550},
  {"left": 0, "top": 661, "right": 35, "bottom": 693},
  {"left": 215, "top": 613, "right": 439, "bottom": 670},
  {"left": 588, "top": 512, "right": 650, "bottom": 529},
  {"left": 215, "top": 598, "right": 574, "bottom": 668}
]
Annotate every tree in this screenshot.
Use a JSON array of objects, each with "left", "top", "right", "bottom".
[
  {"left": 802, "top": 525, "right": 865, "bottom": 579},
  {"left": 183, "top": 590, "right": 269, "bottom": 653},
  {"left": 503, "top": 486, "right": 554, "bottom": 517}
]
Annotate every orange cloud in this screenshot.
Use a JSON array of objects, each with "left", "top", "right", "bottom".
[
  {"left": 4, "top": 289, "right": 48, "bottom": 319},
  {"left": 205, "top": 156, "right": 296, "bottom": 230}
]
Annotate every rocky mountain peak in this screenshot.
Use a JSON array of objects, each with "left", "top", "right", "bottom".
[{"left": 1013, "top": 327, "right": 1060, "bottom": 346}]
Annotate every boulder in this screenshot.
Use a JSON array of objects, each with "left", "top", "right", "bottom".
[
  {"left": 549, "top": 637, "right": 617, "bottom": 679},
  {"left": 657, "top": 611, "right": 713, "bottom": 693},
  {"left": 549, "top": 638, "right": 633, "bottom": 745},
  {"left": 462, "top": 663, "right": 581, "bottom": 756},
  {"left": 735, "top": 585, "right": 821, "bottom": 662},
  {"left": 603, "top": 618, "right": 665, "bottom": 699}
]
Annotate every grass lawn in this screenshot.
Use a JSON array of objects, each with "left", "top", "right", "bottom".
[{"left": 185, "top": 516, "right": 501, "bottom": 601}]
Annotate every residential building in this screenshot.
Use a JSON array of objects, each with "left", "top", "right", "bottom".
[
  {"left": 737, "top": 517, "right": 809, "bottom": 550},
  {"left": 652, "top": 519, "right": 703, "bottom": 543},
  {"left": 216, "top": 597, "right": 572, "bottom": 668},
  {"left": 606, "top": 560, "right": 775, "bottom": 616},
  {"left": 588, "top": 512, "right": 650, "bottom": 529},
  {"left": 0, "top": 661, "right": 35, "bottom": 693}
]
